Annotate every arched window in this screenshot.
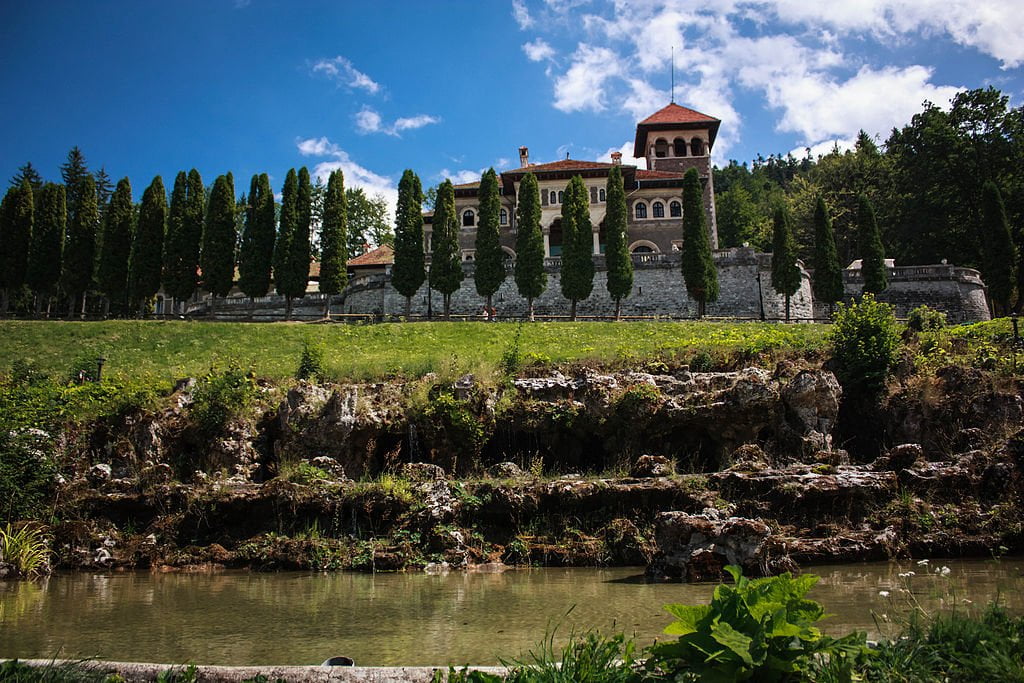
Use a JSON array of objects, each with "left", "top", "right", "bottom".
[
  {"left": 634, "top": 202, "right": 647, "bottom": 219},
  {"left": 691, "top": 137, "right": 704, "bottom": 156},
  {"left": 653, "top": 201, "right": 665, "bottom": 218},
  {"left": 669, "top": 201, "right": 682, "bottom": 218},
  {"left": 654, "top": 138, "right": 669, "bottom": 158},
  {"left": 499, "top": 208, "right": 508, "bottom": 225},
  {"left": 673, "top": 138, "right": 687, "bottom": 156},
  {"left": 558, "top": 190, "right": 564, "bottom": 204},
  {"left": 632, "top": 245, "right": 654, "bottom": 254},
  {"left": 462, "top": 210, "right": 475, "bottom": 227},
  {"left": 599, "top": 188, "right": 606, "bottom": 202}
]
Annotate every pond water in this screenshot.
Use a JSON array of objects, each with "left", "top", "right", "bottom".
[{"left": 3, "top": 559, "right": 1023, "bottom": 667}]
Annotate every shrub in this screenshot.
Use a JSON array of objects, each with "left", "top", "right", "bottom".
[
  {"left": 907, "top": 305, "right": 947, "bottom": 332},
  {"left": 646, "top": 565, "right": 870, "bottom": 681},
  {"left": 0, "top": 426, "right": 57, "bottom": 523},
  {"left": 830, "top": 294, "right": 900, "bottom": 394},
  {"left": 295, "top": 339, "right": 326, "bottom": 381},
  {"left": 189, "top": 365, "right": 258, "bottom": 434}
]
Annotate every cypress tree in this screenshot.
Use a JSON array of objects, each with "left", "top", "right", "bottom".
[
  {"left": 61, "top": 173, "right": 98, "bottom": 316},
  {"left": 605, "top": 165, "right": 633, "bottom": 320},
  {"left": 0, "top": 180, "right": 33, "bottom": 316},
  {"left": 980, "top": 181, "right": 1018, "bottom": 315},
  {"left": 319, "top": 169, "right": 348, "bottom": 317},
  {"left": 97, "top": 177, "right": 134, "bottom": 316},
  {"left": 770, "top": 204, "right": 801, "bottom": 321},
  {"left": 811, "top": 196, "right": 844, "bottom": 315},
  {"left": 274, "top": 169, "right": 299, "bottom": 317},
  {"left": 858, "top": 194, "right": 887, "bottom": 295},
  {"left": 129, "top": 176, "right": 167, "bottom": 315},
  {"left": 237, "top": 173, "right": 275, "bottom": 299},
  {"left": 26, "top": 183, "right": 65, "bottom": 315},
  {"left": 428, "top": 179, "right": 464, "bottom": 319},
  {"left": 680, "top": 168, "right": 718, "bottom": 317},
  {"left": 287, "top": 167, "right": 313, "bottom": 312},
  {"left": 200, "top": 173, "right": 237, "bottom": 299},
  {"left": 163, "top": 169, "right": 205, "bottom": 310},
  {"left": 474, "top": 168, "right": 505, "bottom": 315},
  {"left": 392, "top": 169, "right": 426, "bottom": 318},
  {"left": 514, "top": 172, "right": 546, "bottom": 320},
  {"left": 559, "top": 175, "right": 594, "bottom": 320}
]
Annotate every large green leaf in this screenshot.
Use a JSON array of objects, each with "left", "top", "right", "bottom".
[
  {"left": 664, "top": 603, "right": 713, "bottom": 635},
  {"left": 710, "top": 620, "right": 755, "bottom": 666}
]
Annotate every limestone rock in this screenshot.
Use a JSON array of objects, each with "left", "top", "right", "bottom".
[
  {"left": 402, "top": 462, "right": 448, "bottom": 482},
  {"left": 309, "top": 456, "right": 348, "bottom": 481},
  {"left": 278, "top": 382, "right": 332, "bottom": 431},
  {"left": 630, "top": 454, "right": 674, "bottom": 478},
  {"left": 487, "top": 462, "right": 524, "bottom": 479},
  {"left": 781, "top": 370, "right": 841, "bottom": 455},
  {"left": 877, "top": 443, "right": 925, "bottom": 471},
  {"left": 87, "top": 464, "right": 112, "bottom": 486}
]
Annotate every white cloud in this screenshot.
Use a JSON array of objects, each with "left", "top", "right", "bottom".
[
  {"left": 354, "top": 107, "right": 441, "bottom": 137},
  {"left": 523, "top": 38, "right": 556, "bottom": 62},
  {"left": 597, "top": 141, "right": 648, "bottom": 169},
  {"left": 310, "top": 56, "right": 381, "bottom": 94},
  {"left": 296, "top": 136, "right": 397, "bottom": 221},
  {"left": 788, "top": 138, "right": 856, "bottom": 160},
  {"left": 440, "top": 169, "right": 484, "bottom": 185},
  {"left": 512, "top": 0, "right": 533, "bottom": 29},
  {"left": 553, "top": 43, "right": 622, "bottom": 112}
]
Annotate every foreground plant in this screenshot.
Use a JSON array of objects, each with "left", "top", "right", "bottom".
[{"left": 0, "top": 522, "right": 51, "bottom": 578}]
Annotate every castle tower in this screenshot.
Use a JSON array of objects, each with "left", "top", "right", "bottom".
[{"left": 634, "top": 103, "right": 720, "bottom": 248}]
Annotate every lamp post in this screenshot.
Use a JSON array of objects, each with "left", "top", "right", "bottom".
[{"left": 95, "top": 356, "right": 106, "bottom": 383}]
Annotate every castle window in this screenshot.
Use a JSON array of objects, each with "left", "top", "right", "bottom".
[
  {"left": 599, "top": 188, "right": 606, "bottom": 202},
  {"left": 500, "top": 208, "right": 508, "bottom": 225},
  {"left": 669, "top": 200, "right": 681, "bottom": 217},
  {"left": 634, "top": 202, "right": 647, "bottom": 219},
  {"left": 691, "top": 137, "right": 705, "bottom": 156},
  {"left": 557, "top": 190, "right": 564, "bottom": 204},
  {"left": 673, "top": 137, "right": 687, "bottom": 156},
  {"left": 653, "top": 201, "right": 665, "bottom": 218},
  {"left": 654, "top": 138, "right": 669, "bottom": 158},
  {"left": 462, "top": 209, "right": 475, "bottom": 227}
]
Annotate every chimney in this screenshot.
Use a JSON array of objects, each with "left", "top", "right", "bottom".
[
  {"left": 519, "top": 146, "right": 529, "bottom": 167},
  {"left": 611, "top": 151, "right": 622, "bottom": 165}
]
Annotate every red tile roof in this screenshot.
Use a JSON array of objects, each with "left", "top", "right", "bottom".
[
  {"left": 348, "top": 244, "right": 394, "bottom": 267},
  {"left": 453, "top": 180, "right": 480, "bottom": 189},
  {"left": 638, "top": 103, "right": 719, "bottom": 125},
  {"left": 506, "top": 159, "right": 621, "bottom": 174},
  {"left": 636, "top": 169, "right": 684, "bottom": 180}
]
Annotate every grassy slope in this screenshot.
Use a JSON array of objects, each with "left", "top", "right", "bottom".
[{"left": 1, "top": 320, "right": 831, "bottom": 385}]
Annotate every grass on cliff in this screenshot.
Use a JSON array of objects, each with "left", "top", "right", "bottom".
[{"left": 0, "top": 319, "right": 830, "bottom": 386}]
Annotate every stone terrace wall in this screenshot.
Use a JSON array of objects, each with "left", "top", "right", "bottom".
[
  {"left": 339, "top": 247, "right": 815, "bottom": 320},
  {"left": 811, "top": 265, "right": 990, "bottom": 323}
]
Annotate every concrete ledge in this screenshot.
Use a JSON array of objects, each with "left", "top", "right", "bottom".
[{"left": 3, "top": 659, "right": 509, "bottom": 682}]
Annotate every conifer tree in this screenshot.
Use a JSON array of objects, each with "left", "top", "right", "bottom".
[
  {"left": 10, "top": 162, "right": 43, "bottom": 197},
  {"left": 980, "top": 181, "right": 1018, "bottom": 315},
  {"left": 60, "top": 147, "right": 89, "bottom": 229},
  {"left": 392, "top": 169, "right": 426, "bottom": 318},
  {"left": 428, "top": 179, "right": 464, "bottom": 319},
  {"left": 559, "top": 175, "right": 594, "bottom": 320},
  {"left": 680, "top": 168, "right": 718, "bottom": 317},
  {"left": 770, "top": 204, "right": 801, "bottom": 321},
  {"left": 97, "top": 177, "right": 134, "bottom": 316},
  {"left": 237, "top": 174, "right": 275, "bottom": 299},
  {"left": 129, "top": 176, "right": 167, "bottom": 315},
  {"left": 319, "top": 169, "right": 348, "bottom": 317},
  {"left": 515, "top": 172, "right": 546, "bottom": 320},
  {"left": 26, "top": 183, "right": 65, "bottom": 314},
  {"left": 604, "top": 165, "right": 633, "bottom": 320},
  {"left": 163, "top": 169, "right": 205, "bottom": 310},
  {"left": 0, "top": 180, "right": 33, "bottom": 316},
  {"left": 200, "top": 173, "right": 236, "bottom": 299},
  {"left": 858, "top": 194, "right": 887, "bottom": 295},
  {"left": 274, "top": 169, "right": 300, "bottom": 317},
  {"left": 94, "top": 168, "right": 114, "bottom": 221},
  {"left": 811, "top": 196, "right": 844, "bottom": 315},
  {"left": 61, "top": 173, "right": 98, "bottom": 316},
  {"left": 474, "top": 168, "right": 504, "bottom": 316},
  {"left": 288, "top": 167, "right": 313, "bottom": 309}
]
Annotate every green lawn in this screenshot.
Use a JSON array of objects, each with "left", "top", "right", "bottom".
[{"left": 0, "top": 319, "right": 832, "bottom": 386}]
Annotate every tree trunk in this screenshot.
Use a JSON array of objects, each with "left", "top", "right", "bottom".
[
  {"left": 285, "top": 295, "right": 293, "bottom": 321},
  {"left": 67, "top": 294, "right": 76, "bottom": 319},
  {"left": 486, "top": 294, "right": 493, "bottom": 321},
  {"left": 323, "top": 295, "right": 331, "bottom": 319},
  {"left": 404, "top": 295, "right": 412, "bottom": 319},
  {"left": 785, "top": 294, "right": 791, "bottom": 322},
  {"left": 101, "top": 296, "right": 110, "bottom": 319},
  {"left": 570, "top": 299, "right": 577, "bottom": 322},
  {"left": 34, "top": 293, "right": 44, "bottom": 317},
  {"left": 528, "top": 297, "right": 535, "bottom": 322},
  {"left": 697, "top": 299, "right": 705, "bottom": 319},
  {"left": 0, "top": 288, "right": 9, "bottom": 318},
  {"left": 614, "top": 297, "right": 622, "bottom": 321},
  {"left": 443, "top": 294, "right": 451, "bottom": 320}
]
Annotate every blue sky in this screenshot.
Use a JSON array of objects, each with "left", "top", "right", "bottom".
[{"left": 2, "top": 0, "right": 1022, "bottom": 218}]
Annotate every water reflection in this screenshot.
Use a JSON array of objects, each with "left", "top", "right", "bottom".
[{"left": 1, "top": 559, "right": 1021, "bottom": 667}]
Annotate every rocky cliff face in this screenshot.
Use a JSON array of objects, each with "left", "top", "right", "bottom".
[{"left": 41, "top": 363, "right": 1024, "bottom": 580}]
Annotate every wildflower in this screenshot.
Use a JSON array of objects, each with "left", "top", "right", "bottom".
[
  {"left": 940, "top": 566, "right": 951, "bottom": 576},
  {"left": 879, "top": 590, "right": 890, "bottom": 597},
  {"left": 917, "top": 559, "right": 929, "bottom": 566},
  {"left": 898, "top": 571, "right": 916, "bottom": 578}
]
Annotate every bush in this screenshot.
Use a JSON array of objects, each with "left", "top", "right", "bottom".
[
  {"left": 907, "top": 305, "right": 947, "bottom": 332},
  {"left": 830, "top": 294, "right": 900, "bottom": 394},
  {"left": 295, "top": 339, "right": 326, "bottom": 381},
  {"left": 189, "top": 365, "right": 258, "bottom": 434},
  {"left": 0, "top": 426, "right": 57, "bottom": 523}
]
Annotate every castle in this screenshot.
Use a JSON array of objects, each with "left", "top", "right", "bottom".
[{"left": 200, "top": 103, "right": 991, "bottom": 323}]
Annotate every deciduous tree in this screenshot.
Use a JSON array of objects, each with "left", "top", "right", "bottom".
[
  {"left": 980, "top": 181, "right": 1018, "bottom": 315},
  {"left": 514, "top": 172, "right": 545, "bottom": 320},
  {"left": 392, "top": 169, "right": 425, "bottom": 318}
]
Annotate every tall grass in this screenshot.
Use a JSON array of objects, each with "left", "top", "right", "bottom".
[{"left": 0, "top": 523, "right": 50, "bottom": 578}]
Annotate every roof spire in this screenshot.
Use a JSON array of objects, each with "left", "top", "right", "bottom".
[{"left": 670, "top": 46, "right": 675, "bottom": 104}]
